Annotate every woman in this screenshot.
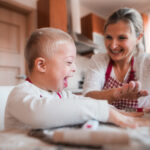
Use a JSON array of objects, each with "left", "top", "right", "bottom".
[{"left": 83, "top": 8, "right": 150, "bottom": 110}]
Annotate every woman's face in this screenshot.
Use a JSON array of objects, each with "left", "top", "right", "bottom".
[{"left": 104, "top": 20, "right": 138, "bottom": 62}]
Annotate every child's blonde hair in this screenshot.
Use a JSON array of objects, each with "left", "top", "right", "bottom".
[{"left": 25, "top": 27, "right": 74, "bottom": 72}]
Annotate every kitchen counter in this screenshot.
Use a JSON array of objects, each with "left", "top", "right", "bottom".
[{"left": 0, "top": 124, "right": 150, "bottom": 150}]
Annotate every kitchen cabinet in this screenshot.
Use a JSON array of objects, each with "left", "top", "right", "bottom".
[
  {"left": 81, "top": 13, "right": 105, "bottom": 40},
  {"left": 81, "top": 13, "right": 107, "bottom": 55},
  {"left": 37, "top": 0, "right": 67, "bottom": 32},
  {"left": 142, "top": 13, "right": 149, "bottom": 30}
]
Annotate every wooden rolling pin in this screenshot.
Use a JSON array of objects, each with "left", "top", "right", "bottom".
[{"left": 52, "top": 128, "right": 129, "bottom": 146}]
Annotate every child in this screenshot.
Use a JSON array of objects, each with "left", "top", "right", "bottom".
[{"left": 5, "top": 28, "right": 150, "bottom": 130}]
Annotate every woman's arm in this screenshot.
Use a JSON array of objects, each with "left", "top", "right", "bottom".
[
  {"left": 85, "top": 81, "right": 148, "bottom": 104},
  {"left": 85, "top": 88, "right": 116, "bottom": 104}
]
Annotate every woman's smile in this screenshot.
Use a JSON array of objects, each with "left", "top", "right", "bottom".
[{"left": 110, "top": 48, "right": 123, "bottom": 54}]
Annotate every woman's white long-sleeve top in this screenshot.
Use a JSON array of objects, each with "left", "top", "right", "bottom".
[
  {"left": 5, "top": 81, "right": 109, "bottom": 130},
  {"left": 83, "top": 52, "right": 150, "bottom": 108}
]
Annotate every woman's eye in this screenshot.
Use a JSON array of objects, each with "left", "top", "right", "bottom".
[
  {"left": 105, "top": 35, "right": 112, "bottom": 40},
  {"left": 67, "top": 62, "right": 72, "bottom": 65},
  {"left": 119, "top": 36, "right": 127, "bottom": 40}
]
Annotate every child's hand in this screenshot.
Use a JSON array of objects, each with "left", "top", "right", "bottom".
[
  {"left": 108, "top": 107, "right": 150, "bottom": 128},
  {"left": 118, "top": 110, "right": 144, "bottom": 117},
  {"left": 113, "top": 81, "right": 148, "bottom": 100}
]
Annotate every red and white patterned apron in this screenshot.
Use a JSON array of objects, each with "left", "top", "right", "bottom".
[{"left": 103, "top": 57, "right": 138, "bottom": 110}]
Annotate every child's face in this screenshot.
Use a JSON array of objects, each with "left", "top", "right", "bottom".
[{"left": 45, "top": 42, "right": 76, "bottom": 92}]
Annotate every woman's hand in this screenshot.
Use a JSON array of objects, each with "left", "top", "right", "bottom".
[
  {"left": 143, "top": 107, "right": 150, "bottom": 113},
  {"left": 108, "top": 107, "right": 150, "bottom": 128},
  {"left": 85, "top": 81, "right": 148, "bottom": 104},
  {"left": 113, "top": 81, "right": 148, "bottom": 100}
]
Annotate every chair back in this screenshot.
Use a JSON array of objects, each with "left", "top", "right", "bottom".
[{"left": 0, "top": 86, "right": 14, "bottom": 130}]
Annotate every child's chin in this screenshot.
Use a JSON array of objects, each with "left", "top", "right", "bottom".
[
  {"left": 59, "top": 86, "right": 66, "bottom": 91},
  {"left": 62, "top": 86, "right": 67, "bottom": 90}
]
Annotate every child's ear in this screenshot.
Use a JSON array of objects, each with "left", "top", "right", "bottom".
[{"left": 35, "top": 57, "right": 46, "bottom": 72}]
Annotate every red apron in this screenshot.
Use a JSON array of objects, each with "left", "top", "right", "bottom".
[{"left": 103, "top": 58, "right": 138, "bottom": 110}]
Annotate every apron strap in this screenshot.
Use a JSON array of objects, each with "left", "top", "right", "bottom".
[
  {"left": 105, "top": 59, "right": 113, "bottom": 82},
  {"left": 127, "top": 57, "right": 135, "bottom": 83},
  {"left": 105, "top": 57, "right": 135, "bottom": 83}
]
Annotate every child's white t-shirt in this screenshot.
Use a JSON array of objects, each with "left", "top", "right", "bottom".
[{"left": 5, "top": 81, "right": 109, "bottom": 130}]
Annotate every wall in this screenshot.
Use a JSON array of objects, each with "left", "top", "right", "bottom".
[
  {"left": 66, "top": 55, "right": 90, "bottom": 92},
  {"left": 142, "top": 13, "right": 150, "bottom": 53},
  {"left": 1, "top": 0, "right": 37, "bottom": 11},
  {"left": 68, "top": 2, "right": 107, "bottom": 91},
  {"left": 80, "top": 4, "right": 104, "bottom": 19},
  {"left": 0, "top": 0, "right": 37, "bottom": 37},
  {"left": 69, "top": 1, "right": 105, "bottom": 34}
]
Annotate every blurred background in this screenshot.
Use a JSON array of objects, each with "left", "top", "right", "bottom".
[{"left": 0, "top": 0, "right": 150, "bottom": 93}]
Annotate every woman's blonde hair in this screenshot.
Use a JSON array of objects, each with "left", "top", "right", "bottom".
[
  {"left": 25, "top": 27, "right": 74, "bottom": 72},
  {"left": 104, "top": 7, "right": 144, "bottom": 54}
]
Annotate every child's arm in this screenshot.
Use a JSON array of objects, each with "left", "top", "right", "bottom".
[
  {"left": 108, "top": 107, "right": 150, "bottom": 128},
  {"left": 6, "top": 86, "right": 150, "bottom": 129},
  {"left": 7, "top": 88, "right": 109, "bottom": 129}
]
